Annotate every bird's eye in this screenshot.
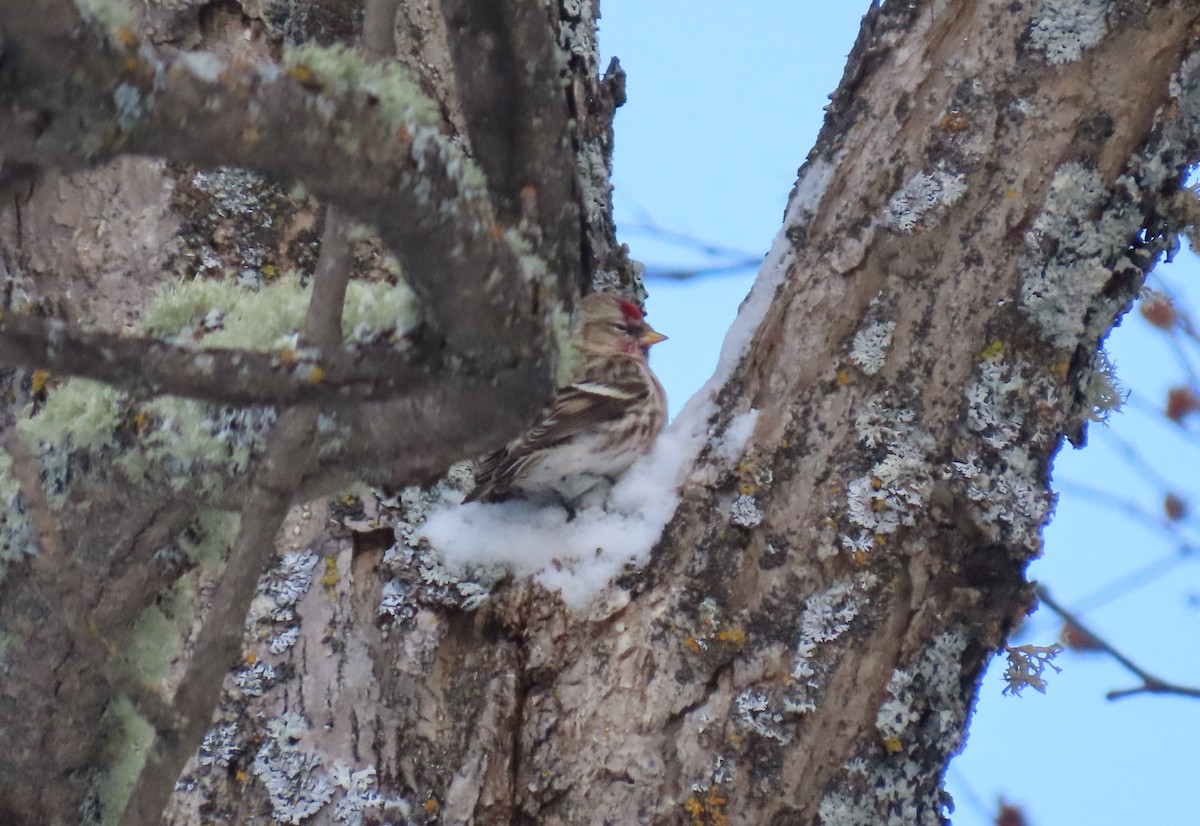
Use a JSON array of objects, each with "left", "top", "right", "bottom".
[{"left": 614, "top": 322, "right": 636, "bottom": 335}]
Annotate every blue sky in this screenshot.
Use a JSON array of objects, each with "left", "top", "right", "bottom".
[{"left": 601, "top": 4, "right": 1199, "bottom": 825}]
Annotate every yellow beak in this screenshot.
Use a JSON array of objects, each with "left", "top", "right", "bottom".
[{"left": 640, "top": 328, "right": 668, "bottom": 348}]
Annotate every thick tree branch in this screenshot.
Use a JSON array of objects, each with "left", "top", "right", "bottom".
[
  {"left": 0, "top": 311, "right": 479, "bottom": 406},
  {"left": 441, "top": 0, "right": 581, "bottom": 293},
  {"left": 0, "top": 0, "right": 553, "bottom": 372}
]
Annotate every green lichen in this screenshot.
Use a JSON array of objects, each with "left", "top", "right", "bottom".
[
  {"left": 282, "top": 43, "right": 441, "bottom": 128},
  {"left": 121, "top": 273, "right": 418, "bottom": 492},
  {"left": 180, "top": 509, "right": 240, "bottom": 570},
  {"left": 106, "top": 510, "right": 237, "bottom": 821},
  {"left": 120, "top": 398, "right": 277, "bottom": 492},
  {"left": 97, "top": 695, "right": 154, "bottom": 826},
  {"left": 123, "top": 513, "right": 237, "bottom": 683},
  {"left": 1079, "top": 348, "right": 1125, "bottom": 423},
  {"left": 75, "top": 0, "right": 137, "bottom": 32},
  {"left": 16, "top": 379, "right": 123, "bottom": 506},
  {"left": 22, "top": 272, "right": 418, "bottom": 503},
  {"left": 125, "top": 579, "right": 195, "bottom": 687},
  {"left": 138, "top": 275, "right": 418, "bottom": 348},
  {"left": 17, "top": 379, "right": 121, "bottom": 453}
]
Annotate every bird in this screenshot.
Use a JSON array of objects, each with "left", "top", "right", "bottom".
[{"left": 463, "top": 291, "right": 668, "bottom": 506}]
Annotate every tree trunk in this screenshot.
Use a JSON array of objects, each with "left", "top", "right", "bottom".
[{"left": 0, "top": 1, "right": 1197, "bottom": 824}]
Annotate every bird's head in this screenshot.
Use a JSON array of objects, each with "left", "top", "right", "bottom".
[{"left": 574, "top": 292, "right": 667, "bottom": 358}]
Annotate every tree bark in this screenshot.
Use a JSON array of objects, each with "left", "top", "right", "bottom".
[{"left": 0, "top": 1, "right": 1197, "bottom": 824}]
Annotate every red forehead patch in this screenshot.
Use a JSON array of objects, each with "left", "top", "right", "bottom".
[{"left": 617, "top": 298, "right": 644, "bottom": 322}]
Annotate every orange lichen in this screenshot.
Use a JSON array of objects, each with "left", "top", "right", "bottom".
[
  {"left": 940, "top": 111, "right": 968, "bottom": 132},
  {"left": 682, "top": 790, "right": 729, "bottom": 826},
  {"left": 287, "top": 64, "right": 317, "bottom": 87},
  {"left": 30, "top": 369, "right": 51, "bottom": 395},
  {"left": 716, "top": 628, "right": 746, "bottom": 645},
  {"left": 319, "top": 556, "right": 340, "bottom": 588}
]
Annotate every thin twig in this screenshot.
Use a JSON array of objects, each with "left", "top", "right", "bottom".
[
  {"left": 620, "top": 219, "right": 763, "bottom": 281},
  {"left": 1102, "top": 429, "right": 1178, "bottom": 493},
  {"left": 1053, "top": 479, "right": 1186, "bottom": 539},
  {"left": 1165, "top": 327, "right": 1200, "bottom": 390},
  {"left": 620, "top": 220, "right": 759, "bottom": 260},
  {"left": 1035, "top": 586, "right": 1200, "bottom": 701},
  {"left": 642, "top": 259, "right": 761, "bottom": 281}
]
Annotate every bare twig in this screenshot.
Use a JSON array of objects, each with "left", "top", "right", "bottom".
[
  {"left": 1102, "top": 429, "right": 1177, "bottom": 495},
  {"left": 620, "top": 220, "right": 759, "bottom": 260},
  {"left": 1035, "top": 586, "right": 1200, "bottom": 701},
  {"left": 1054, "top": 479, "right": 1185, "bottom": 538},
  {"left": 643, "top": 259, "right": 762, "bottom": 281},
  {"left": 619, "top": 220, "right": 762, "bottom": 281}
]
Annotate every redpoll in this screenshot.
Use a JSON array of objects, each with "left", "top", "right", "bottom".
[{"left": 464, "top": 292, "right": 668, "bottom": 504}]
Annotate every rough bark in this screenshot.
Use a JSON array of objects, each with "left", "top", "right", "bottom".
[{"left": 0, "top": 1, "right": 1197, "bottom": 825}]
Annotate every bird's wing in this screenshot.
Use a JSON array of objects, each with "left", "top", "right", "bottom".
[
  {"left": 513, "top": 377, "right": 646, "bottom": 452},
  {"left": 464, "top": 358, "right": 649, "bottom": 501}
]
